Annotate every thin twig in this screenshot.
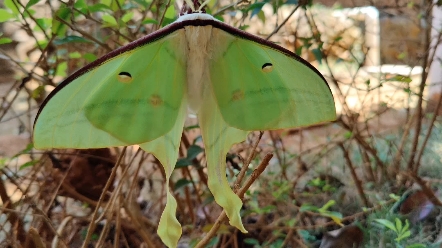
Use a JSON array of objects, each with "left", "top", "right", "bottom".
[
  {"left": 266, "top": 5, "right": 301, "bottom": 40},
  {"left": 234, "top": 131, "right": 263, "bottom": 192},
  {"left": 406, "top": 2, "right": 433, "bottom": 171},
  {"left": 339, "top": 143, "right": 371, "bottom": 208},
  {"left": 407, "top": 172, "right": 442, "bottom": 207},
  {"left": 81, "top": 147, "right": 127, "bottom": 248},
  {"left": 414, "top": 90, "right": 442, "bottom": 170}
]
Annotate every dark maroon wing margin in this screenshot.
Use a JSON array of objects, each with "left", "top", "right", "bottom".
[{"left": 34, "top": 17, "right": 331, "bottom": 127}]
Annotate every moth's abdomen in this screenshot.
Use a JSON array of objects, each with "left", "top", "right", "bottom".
[{"left": 185, "top": 25, "right": 213, "bottom": 114}]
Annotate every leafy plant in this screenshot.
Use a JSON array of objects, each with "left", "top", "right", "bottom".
[{"left": 374, "top": 218, "right": 426, "bottom": 248}]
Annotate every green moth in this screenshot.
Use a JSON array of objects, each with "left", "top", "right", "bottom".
[{"left": 33, "top": 1, "right": 336, "bottom": 247}]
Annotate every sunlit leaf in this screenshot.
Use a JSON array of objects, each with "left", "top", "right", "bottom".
[
  {"left": 318, "top": 200, "right": 336, "bottom": 212},
  {"left": 312, "top": 48, "right": 323, "bottom": 64},
  {"left": 0, "top": 9, "right": 15, "bottom": 22},
  {"left": 12, "top": 143, "right": 34, "bottom": 159},
  {"left": 162, "top": 6, "right": 176, "bottom": 27},
  {"left": 300, "top": 204, "right": 319, "bottom": 212},
  {"left": 244, "top": 238, "right": 260, "bottom": 245},
  {"left": 88, "top": 3, "right": 111, "bottom": 12},
  {"left": 387, "top": 75, "right": 412, "bottom": 83},
  {"left": 102, "top": 14, "right": 118, "bottom": 27},
  {"left": 186, "top": 145, "right": 204, "bottom": 160},
  {"left": 247, "top": 2, "right": 266, "bottom": 18},
  {"left": 142, "top": 18, "right": 158, "bottom": 25},
  {"left": 19, "top": 160, "right": 39, "bottom": 170},
  {"left": 83, "top": 53, "right": 97, "bottom": 62},
  {"left": 175, "top": 158, "right": 192, "bottom": 168},
  {"left": 122, "top": 11, "right": 134, "bottom": 23},
  {"left": 174, "top": 179, "right": 192, "bottom": 190},
  {"left": 69, "top": 52, "right": 82, "bottom": 59},
  {"left": 54, "top": 35, "right": 91, "bottom": 45},
  {"left": 25, "top": 0, "right": 41, "bottom": 9},
  {"left": 4, "top": 0, "right": 19, "bottom": 15},
  {"left": 52, "top": 7, "right": 71, "bottom": 36},
  {"left": 55, "top": 61, "right": 67, "bottom": 77},
  {"left": 375, "top": 219, "right": 396, "bottom": 232},
  {"left": 0, "top": 37, "right": 12, "bottom": 44},
  {"left": 31, "top": 85, "right": 45, "bottom": 99},
  {"left": 257, "top": 10, "right": 266, "bottom": 23}
]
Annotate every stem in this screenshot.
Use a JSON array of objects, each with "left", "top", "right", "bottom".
[{"left": 81, "top": 147, "right": 126, "bottom": 248}]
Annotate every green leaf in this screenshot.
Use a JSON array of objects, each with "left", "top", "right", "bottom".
[
  {"left": 184, "top": 124, "right": 199, "bottom": 131},
  {"left": 54, "top": 35, "right": 91, "bottom": 45},
  {"left": 55, "top": 61, "right": 67, "bottom": 77},
  {"left": 52, "top": 7, "right": 71, "bottom": 36},
  {"left": 4, "top": 0, "right": 19, "bottom": 15},
  {"left": 207, "top": 237, "right": 219, "bottom": 247},
  {"left": 295, "top": 46, "right": 303, "bottom": 56},
  {"left": 74, "top": 0, "right": 88, "bottom": 10},
  {"left": 397, "top": 230, "right": 411, "bottom": 241},
  {"left": 0, "top": 158, "right": 7, "bottom": 170},
  {"left": 83, "top": 53, "right": 97, "bottom": 62},
  {"left": 22, "top": 8, "right": 36, "bottom": 17},
  {"left": 300, "top": 204, "right": 319, "bottom": 212},
  {"left": 164, "top": 6, "right": 176, "bottom": 19},
  {"left": 0, "top": 9, "right": 15, "bottom": 22},
  {"left": 213, "top": 14, "right": 224, "bottom": 22},
  {"left": 121, "top": 11, "right": 134, "bottom": 23},
  {"left": 161, "top": 6, "right": 176, "bottom": 27},
  {"left": 239, "top": 25, "right": 250, "bottom": 31},
  {"left": 257, "top": 10, "right": 266, "bottom": 24},
  {"left": 31, "top": 85, "right": 45, "bottom": 99},
  {"left": 69, "top": 51, "right": 82, "bottom": 59},
  {"left": 100, "top": 0, "right": 124, "bottom": 11},
  {"left": 343, "top": 131, "right": 353, "bottom": 139},
  {"left": 102, "top": 14, "right": 118, "bottom": 27},
  {"left": 19, "top": 160, "right": 39, "bottom": 170},
  {"left": 395, "top": 218, "right": 403, "bottom": 233},
  {"left": 318, "top": 200, "right": 335, "bottom": 212},
  {"left": 397, "top": 52, "right": 407, "bottom": 59},
  {"left": 311, "top": 48, "right": 323, "bottom": 64},
  {"left": 141, "top": 18, "right": 158, "bottom": 25},
  {"left": 25, "top": 0, "right": 40, "bottom": 9},
  {"left": 319, "top": 210, "right": 342, "bottom": 219},
  {"left": 247, "top": 2, "right": 266, "bottom": 18},
  {"left": 12, "top": 143, "right": 34, "bottom": 158},
  {"left": 175, "top": 158, "right": 192, "bottom": 168},
  {"left": 389, "top": 193, "right": 400, "bottom": 201},
  {"left": 88, "top": 3, "right": 111, "bottom": 12},
  {"left": 174, "top": 179, "right": 191, "bottom": 190},
  {"left": 387, "top": 75, "right": 412, "bottom": 83},
  {"left": 0, "top": 37, "right": 12, "bottom": 44},
  {"left": 133, "top": 0, "right": 151, "bottom": 8},
  {"left": 406, "top": 244, "right": 426, "bottom": 248},
  {"left": 403, "top": 219, "right": 409, "bottom": 231},
  {"left": 37, "top": 39, "right": 48, "bottom": 49},
  {"left": 375, "top": 219, "right": 397, "bottom": 232},
  {"left": 35, "top": 18, "right": 52, "bottom": 32},
  {"left": 244, "top": 238, "right": 260, "bottom": 245},
  {"left": 186, "top": 145, "right": 203, "bottom": 160}
]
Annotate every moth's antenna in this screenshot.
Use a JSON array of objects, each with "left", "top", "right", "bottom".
[
  {"left": 198, "top": 0, "right": 210, "bottom": 12},
  {"left": 184, "top": 0, "right": 195, "bottom": 11}
]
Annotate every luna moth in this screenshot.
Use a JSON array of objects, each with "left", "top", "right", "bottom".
[{"left": 33, "top": 0, "right": 336, "bottom": 247}]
